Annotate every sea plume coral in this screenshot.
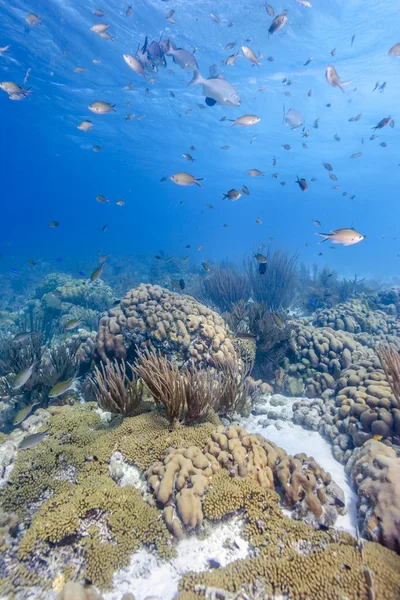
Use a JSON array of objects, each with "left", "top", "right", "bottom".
[
  {"left": 194, "top": 265, "right": 250, "bottom": 314},
  {"left": 90, "top": 358, "right": 143, "bottom": 415},
  {"left": 377, "top": 344, "right": 400, "bottom": 407},
  {"left": 134, "top": 347, "right": 187, "bottom": 423},
  {"left": 134, "top": 347, "right": 251, "bottom": 424},
  {"left": 245, "top": 247, "right": 298, "bottom": 311}
]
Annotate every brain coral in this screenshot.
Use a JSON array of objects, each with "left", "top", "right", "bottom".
[{"left": 97, "top": 284, "right": 238, "bottom": 367}]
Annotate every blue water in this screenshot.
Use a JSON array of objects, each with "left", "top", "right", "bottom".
[{"left": 1, "top": 0, "right": 400, "bottom": 287}]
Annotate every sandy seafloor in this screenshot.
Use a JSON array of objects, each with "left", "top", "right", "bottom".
[{"left": 1, "top": 394, "right": 358, "bottom": 600}]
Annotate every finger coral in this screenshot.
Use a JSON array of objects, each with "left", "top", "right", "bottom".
[
  {"left": 179, "top": 469, "right": 400, "bottom": 600},
  {"left": 145, "top": 424, "right": 344, "bottom": 539}
]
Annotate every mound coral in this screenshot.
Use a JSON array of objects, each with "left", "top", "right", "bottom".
[
  {"left": 347, "top": 439, "right": 400, "bottom": 553},
  {"left": 96, "top": 284, "right": 238, "bottom": 368}
]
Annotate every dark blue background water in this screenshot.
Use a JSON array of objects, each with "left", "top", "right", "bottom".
[{"left": 1, "top": 0, "right": 399, "bottom": 286}]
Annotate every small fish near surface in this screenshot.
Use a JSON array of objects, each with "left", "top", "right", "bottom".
[
  {"left": 248, "top": 169, "right": 264, "bottom": 176},
  {"left": 188, "top": 70, "right": 240, "bottom": 107},
  {"left": 325, "top": 65, "right": 346, "bottom": 92},
  {"left": 296, "top": 176, "right": 308, "bottom": 191},
  {"left": 372, "top": 117, "right": 394, "bottom": 130},
  {"left": 312, "top": 220, "right": 321, "bottom": 227},
  {"left": 269, "top": 12, "right": 288, "bottom": 35},
  {"left": 19, "top": 431, "right": 48, "bottom": 450},
  {"left": 242, "top": 185, "right": 250, "bottom": 195},
  {"left": 182, "top": 153, "right": 195, "bottom": 162},
  {"left": 0, "top": 81, "right": 32, "bottom": 98},
  {"left": 165, "top": 40, "right": 198, "bottom": 71},
  {"left": 283, "top": 107, "right": 304, "bottom": 129},
  {"left": 77, "top": 120, "right": 93, "bottom": 131},
  {"left": 241, "top": 46, "right": 261, "bottom": 67},
  {"left": 123, "top": 54, "right": 147, "bottom": 78},
  {"left": 48, "top": 377, "right": 78, "bottom": 399},
  {"left": 316, "top": 228, "right": 364, "bottom": 246},
  {"left": 229, "top": 114, "right": 260, "bottom": 127},
  {"left": 88, "top": 101, "right": 116, "bottom": 114},
  {"left": 170, "top": 172, "right": 203, "bottom": 187},
  {"left": 222, "top": 189, "right": 241, "bottom": 201},
  {"left": 388, "top": 43, "right": 400, "bottom": 57}
]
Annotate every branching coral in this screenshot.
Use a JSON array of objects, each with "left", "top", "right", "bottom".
[
  {"left": 196, "top": 266, "right": 251, "bottom": 314},
  {"left": 134, "top": 347, "right": 187, "bottom": 423},
  {"left": 377, "top": 344, "right": 400, "bottom": 407},
  {"left": 90, "top": 358, "right": 143, "bottom": 415},
  {"left": 244, "top": 247, "right": 298, "bottom": 311},
  {"left": 246, "top": 302, "right": 293, "bottom": 379}
]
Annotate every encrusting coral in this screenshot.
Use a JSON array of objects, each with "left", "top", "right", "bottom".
[
  {"left": 0, "top": 404, "right": 220, "bottom": 593},
  {"left": 96, "top": 283, "right": 238, "bottom": 368}
]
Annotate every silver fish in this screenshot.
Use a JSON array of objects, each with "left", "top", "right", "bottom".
[
  {"left": 326, "top": 65, "right": 345, "bottom": 92},
  {"left": 283, "top": 106, "right": 304, "bottom": 129},
  {"left": 188, "top": 71, "right": 240, "bottom": 107},
  {"left": 19, "top": 431, "right": 47, "bottom": 450},
  {"left": 12, "top": 360, "right": 38, "bottom": 390},
  {"left": 165, "top": 40, "right": 198, "bottom": 70}
]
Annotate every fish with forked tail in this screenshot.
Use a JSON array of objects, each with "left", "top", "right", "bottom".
[{"left": 188, "top": 71, "right": 240, "bottom": 107}]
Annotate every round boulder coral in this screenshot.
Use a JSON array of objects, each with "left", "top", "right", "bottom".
[{"left": 96, "top": 284, "right": 238, "bottom": 367}]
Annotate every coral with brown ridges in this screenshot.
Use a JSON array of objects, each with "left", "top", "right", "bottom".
[
  {"left": 145, "top": 446, "right": 220, "bottom": 539},
  {"left": 144, "top": 424, "right": 345, "bottom": 538},
  {"left": 179, "top": 469, "right": 400, "bottom": 600},
  {"left": 346, "top": 439, "right": 400, "bottom": 553},
  {"left": 96, "top": 283, "right": 238, "bottom": 368},
  {"left": 65, "top": 328, "right": 97, "bottom": 364}
]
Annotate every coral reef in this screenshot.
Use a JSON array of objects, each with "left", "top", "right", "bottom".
[
  {"left": 178, "top": 469, "right": 400, "bottom": 600},
  {"left": 0, "top": 404, "right": 221, "bottom": 593},
  {"left": 90, "top": 358, "right": 143, "bottom": 415},
  {"left": 145, "top": 424, "right": 345, "bottom": 539},
  {"left": 97, "top": 284, "right": 238, "bottom": 368},
  {"left": 346, "top": 439, "right": 400, "bottom": 553},
  {"left": 281, "top": 321, "right": 370, "bottom": 398}
]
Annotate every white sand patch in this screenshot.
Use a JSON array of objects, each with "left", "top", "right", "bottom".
[{"left": 104, "top": 516, "right": 249, "bottom": 600}]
